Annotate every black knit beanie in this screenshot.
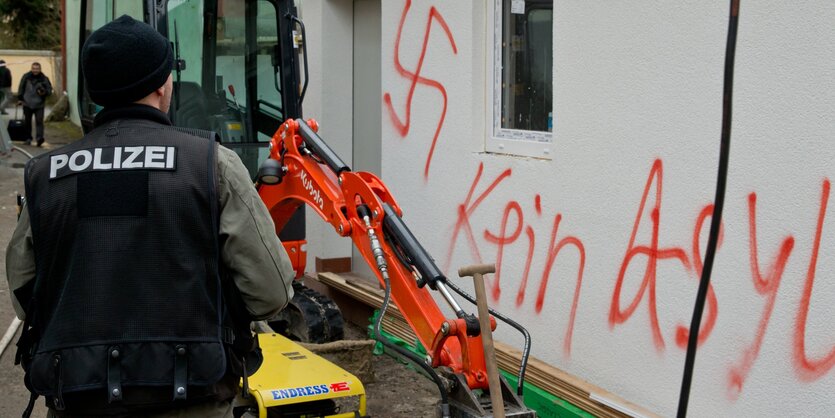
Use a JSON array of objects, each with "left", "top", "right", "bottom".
[{"left": 81, "top": 15, "right": 173, "bottom": 107}]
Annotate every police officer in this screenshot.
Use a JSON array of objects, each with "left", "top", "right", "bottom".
[{"left": 5, "top": 16, "right": 295, "bottom": 417}]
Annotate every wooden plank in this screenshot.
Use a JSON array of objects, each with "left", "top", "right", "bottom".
[{"left": 313, "top": 272, "right": 659, "bottom": 418}]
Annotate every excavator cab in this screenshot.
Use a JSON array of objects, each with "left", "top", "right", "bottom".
[
  {"left": 158, "top": 0, "right": 301, "bottom": 179},
  {"left": 78, "top": 0, "right": 299, "bottom": 153}
]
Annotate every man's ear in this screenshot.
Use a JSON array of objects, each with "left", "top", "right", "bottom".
[{"left": 154, "top": 84, "right": 166, "bottom": 98}]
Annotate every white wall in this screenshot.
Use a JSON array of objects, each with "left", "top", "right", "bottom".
[
  {"left": 351, "top": 0, "right": 382, "bottom": 280},
  {"left": 298, "top": 0, "right": 355, "bottom": 267},
  {"left": 374, "top": 1, "right": 835, "bottom": 416}
]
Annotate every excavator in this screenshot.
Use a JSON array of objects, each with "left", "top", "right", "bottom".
[{"left": 73, "top": 1, "right": 537, "bottom": 417}]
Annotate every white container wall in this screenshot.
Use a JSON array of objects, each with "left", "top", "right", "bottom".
[{"left": 377, "top": 1, "right": 835, "bottom": 416}]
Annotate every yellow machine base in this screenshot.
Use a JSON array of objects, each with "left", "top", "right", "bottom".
[{"left": 241, "top": 333, "right": 368, "bottom": 418}]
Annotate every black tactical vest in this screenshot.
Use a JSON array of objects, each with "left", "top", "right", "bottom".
[{"left": 22, "top": 118, "right": 233, "bottom": 413}]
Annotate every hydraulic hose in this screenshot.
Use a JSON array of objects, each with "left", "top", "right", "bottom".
[
  {"left": 383, "top": 224, "right": 532, "bottom": 397},
  {"left": 676, "top": 1, "right": 739, "bottom": 416},
  {"left": 373, "top": 271, "right": 451, "bottom": 418},
  {"left": 445, "top": 280, "right": 531, "bottom": 397},
  {"left": 359, "top": 206, "right": 451, "bottom": 417}
]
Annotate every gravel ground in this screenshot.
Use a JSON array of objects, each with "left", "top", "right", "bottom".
[{"left": 0, "top": 118, "right": 442, "bottom": 417}]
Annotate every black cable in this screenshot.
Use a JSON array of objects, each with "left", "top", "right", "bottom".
[
  {"left": 373, "top": 271, "right": 451, "bottom": 418},
  {"left": 386, "top": 227, "right": 532, "bottom": 397},
  {"left": 376, "top": 231, "right": 450, "bottom": 413},
  {"left": 677, "top": 1, "right": 739, "bottom": 416},
  {"left": 365, "top": 215, "right": 450, "bottom": 416}
]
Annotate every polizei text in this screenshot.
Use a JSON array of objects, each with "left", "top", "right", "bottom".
[{"left": 49, "top": 146, "right": 177, "bottom": 179}]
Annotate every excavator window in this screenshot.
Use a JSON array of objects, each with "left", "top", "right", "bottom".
[
  {"left": 77, "top": 0, "right": 306, "bottom": 241},
  {"left": 166, "top": 0, "right": 285, "bottom": 179},
  {"left": 77, "top": 0, "right": 145, "bottom": 132},
  {"left": 254, "top": 2, "right": 284, "bottom": 121}
]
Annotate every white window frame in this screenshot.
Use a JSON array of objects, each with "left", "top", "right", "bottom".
[{"left": 486, "top": 0, "right": 553, "bottom": 159}]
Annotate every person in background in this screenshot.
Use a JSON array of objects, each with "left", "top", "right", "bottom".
[
  {"left": 17, "top": 62, "right": 52, "bottom": 146},
  {"left": 0, "top": 59, "right": 12, "bottom": 114}
]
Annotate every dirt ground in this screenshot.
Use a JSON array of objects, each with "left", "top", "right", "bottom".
[
  {"left": 0, "top": 119, "right": 441, "bottom": 417},
  {"left": 341, "top": 323, "right": 441, "bottom": 418}
]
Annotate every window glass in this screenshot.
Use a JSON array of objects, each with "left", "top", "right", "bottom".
[
  {"left": 84, "top": 0, "right": 144, "bottom": 30},
  {"left": 166, "top": 0, "right": 212, "bottom": 131},
  {"left": 216, "top": 1, "right": 248, "bottom": 110},
  {"left": 79, "top": 0, "right": 144, "bottom": 121},
  {"left": 502, "top": 5, "right": 552, "bottom": 132},
  {"left": 167, "top": 0, "right": 204, "bottom": 85},
  {"left": 256, "top": 1, "right": 283, "bottom": 120},
  {"left": 214, "top": 1, "right": 281, "bottom": 175},
  {"left": 490, "top": 0, "right": 553, "bottom": 158},
  {"left": 215, "top": 1, "right": 283, "bottom": 131}
]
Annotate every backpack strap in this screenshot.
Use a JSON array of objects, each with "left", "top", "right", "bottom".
[{"left": 21, "top": 391, "right": 37, "bottom": 418}]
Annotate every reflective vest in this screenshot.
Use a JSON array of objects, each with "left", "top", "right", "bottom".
[{"left": 22, "top": 118, "right": 235, "bottom": 413}]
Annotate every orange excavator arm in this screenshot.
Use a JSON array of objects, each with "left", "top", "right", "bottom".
[{"left": 257, "top": 119, "right": 534, "bottom": 417}]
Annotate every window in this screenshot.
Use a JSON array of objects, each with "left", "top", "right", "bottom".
[
  {"left": 212, "top": 0, "right": 282, "bottom": 178},
  {"left": 78, "top": 0, "right": 145, "bottom": 129},
  {"left": 167, "top": 0, "right": 204, "bottom": 86},
  {"left": 255, "top": 4, "right": 284, "bottom": 120},
  {"left": 213, "top": 0, "right": 285, "bottom": 134},
  {"left": 214, "top": 1, "right": 249, "bottom": 113},
  {"left": 488, "top": 0, "right": 553, "bottom": 158}
]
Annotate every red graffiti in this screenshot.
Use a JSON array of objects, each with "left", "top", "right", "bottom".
[
  {"left": 538, "top": 214, "right": 586, "bottom": 356},
  {"left": 443, "top": 158, "right": 835, "bottom": 382},
  {"left": 444, "top": 163, "right": 512, "bottom": 273},
  {"left": 447, "top": 166, "right": 586, "bottom": 356},
  {"left": 483, "top": 208, "right": 586, "bottom": 356},
  {"left": 484, "top": 201, "right": 524, "bottom": 301},
  {"left": 383, "top": 0, "right": 457, "bottom": 179},
  {"left": 794, "top": 179, "right": 835, "bottom": 381},
  {"left": 727, "top": 193, "right": 795, "bottom": 398},
  {"left": 535, "top": 194, "right": 542, "bottom": 215},
  {"left": 609, "top": 159, "right": 691, "bottom": 351},
  {"left": 517, "top": 195, "right": 541, "bottom": 307},
  {"left": 516, "top": 226, "right": 535, "bottom": 308},
  {"left": 674, "top": 204, "right": 721, "bottom": 349}
]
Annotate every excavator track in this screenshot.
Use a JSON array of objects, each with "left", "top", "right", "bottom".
[{"left": 268, "top": 282, "right": 345, "bottom": 343}]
